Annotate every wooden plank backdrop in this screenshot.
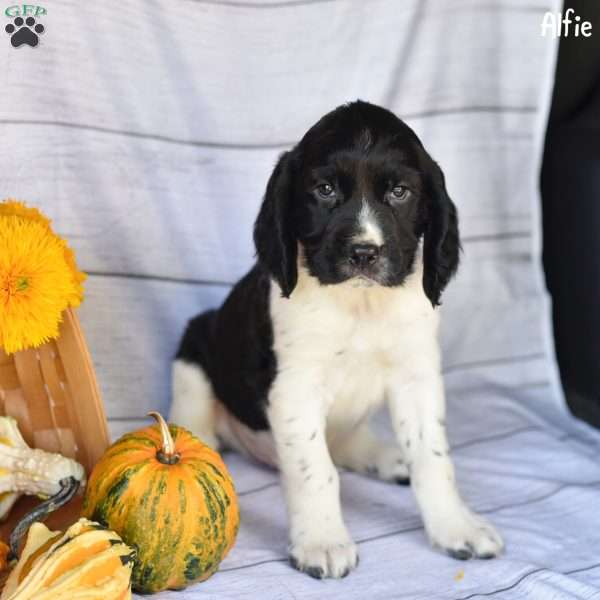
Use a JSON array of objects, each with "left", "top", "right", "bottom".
[{"left": 0, "top": 0, "right": 560, "bottom": 442}]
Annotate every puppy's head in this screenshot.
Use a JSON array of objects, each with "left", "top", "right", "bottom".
[{"left": 254, "top": 100, "right": 460, "bottom": 306}]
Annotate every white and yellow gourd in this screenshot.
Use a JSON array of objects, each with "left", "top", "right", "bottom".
[
  {"left": 0, "top": 417, "right": 85, "bottom": 520},
  {"left": 1, "top": 518, "right": 135, "bottom": 600}
]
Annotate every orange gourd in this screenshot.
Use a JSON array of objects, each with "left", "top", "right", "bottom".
[{"left": 82, "top": 413, "right": 239, "bottom": 593}]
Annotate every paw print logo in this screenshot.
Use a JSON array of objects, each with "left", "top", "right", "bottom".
[{"left": 5, "top": 16, "right": 44, "bottom": 48}]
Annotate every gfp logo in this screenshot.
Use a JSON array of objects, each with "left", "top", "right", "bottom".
[{"left": 5, "top": 4, "right": 45, "bottom": 47}]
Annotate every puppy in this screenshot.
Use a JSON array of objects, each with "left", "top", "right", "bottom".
[{"left": 170, "top": 100, "right": 503, "bottom": 578}]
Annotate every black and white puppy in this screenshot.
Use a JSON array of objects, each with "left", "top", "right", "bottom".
[{"left": 170, "top": 101, "right": 503, "bottom": 579}]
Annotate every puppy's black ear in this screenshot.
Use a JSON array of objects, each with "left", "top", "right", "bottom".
[
  {"left": 422, "top": 160, "right": 460, "bottom": 306},
  {"left": 254, "top": 151, "right": 298, "bottom": 297}
]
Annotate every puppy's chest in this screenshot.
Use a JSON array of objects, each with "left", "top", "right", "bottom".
[
  {"left": 273, "top": 293, "right": 413, "bottom": 420},
  {"left": 275, "top": 297, "right": 401, "bottom": 362},
  {"left": 325, "top": 329, "right": 393, "bottom": 427}
]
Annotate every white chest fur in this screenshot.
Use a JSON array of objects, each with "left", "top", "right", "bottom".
[{"left": 270, "top": 260, "right": 440, "bottom": 438}]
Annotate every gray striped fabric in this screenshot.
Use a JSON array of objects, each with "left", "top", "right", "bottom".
[{"left": 5, "top": 1, "right": 600, "bottom": 598}]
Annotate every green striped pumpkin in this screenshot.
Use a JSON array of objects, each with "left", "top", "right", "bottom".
[{"left": 82, "top": 412, "right": 239, "bottom": 593}]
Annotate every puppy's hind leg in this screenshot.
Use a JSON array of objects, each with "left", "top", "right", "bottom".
[{"left": 170, "top": 359, "right": 219, "bottom": 450}]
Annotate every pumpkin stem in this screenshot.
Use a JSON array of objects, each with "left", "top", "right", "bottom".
[{"left": 148, "top": 412, "right": 180, "bottom": 465}]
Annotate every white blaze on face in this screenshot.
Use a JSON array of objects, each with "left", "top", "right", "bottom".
[{"left": 355, "top": 200, "right": 383, "bottom": 246}]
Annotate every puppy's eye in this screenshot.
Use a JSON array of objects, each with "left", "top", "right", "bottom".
[
  {"left": 316, "top": 183, "right": 335, "bottom": 199},
  {"left": 391, "top": 186, "right": 409, "bottom": 201},
  {"left": 387, "top": 185, "right": 410, "bottom": 205}
]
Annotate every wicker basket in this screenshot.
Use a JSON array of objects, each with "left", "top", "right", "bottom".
[{"left": 0, "top": 307, "right": 110, "bottom": 474}]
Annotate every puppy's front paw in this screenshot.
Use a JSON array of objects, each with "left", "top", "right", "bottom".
[
  {"left": 289, "top": 537, "right": 359, "bottom": 579},
  {"left": 428, "top": 508, "right": 504, "bottom": 560}
]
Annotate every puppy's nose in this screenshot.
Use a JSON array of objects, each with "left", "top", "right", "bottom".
[{"left": 349, "top": 243, "right": 380, "bottom": 267}]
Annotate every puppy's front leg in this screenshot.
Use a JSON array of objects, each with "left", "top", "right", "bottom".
[
  {"left": 388, "top": 369, "right": 504, "bottom": 559},
  {"left": 268, "top": 372, "right": 358, "bottom": 579}
]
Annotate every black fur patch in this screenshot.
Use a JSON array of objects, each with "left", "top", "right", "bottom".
[{"left": 176, "top": 266, "right": 275, "bottom": 430}]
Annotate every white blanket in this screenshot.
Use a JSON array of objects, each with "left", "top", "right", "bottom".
[{"left": 5, "top": 0, "right": 600, "bottom": 598}]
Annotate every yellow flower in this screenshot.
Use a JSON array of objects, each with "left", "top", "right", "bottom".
[
  {"left": 0, "top": 199, "right": 52, "bottom": 227},
  {"left": 0, "top": 200, "right": 86, "bottom": 354}
]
